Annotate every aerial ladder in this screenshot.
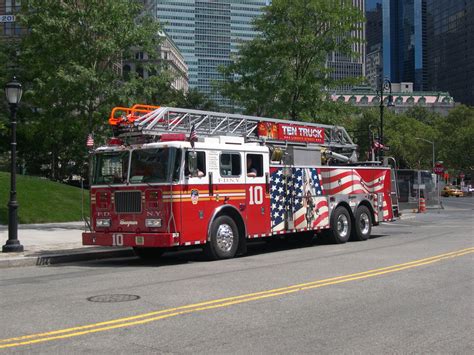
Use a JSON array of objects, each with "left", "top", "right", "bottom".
[{"left": 108, "top": 104, "right": 359, "bottom": 164}]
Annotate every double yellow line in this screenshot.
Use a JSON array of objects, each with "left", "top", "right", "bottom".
[{"left": 1, "top": 247, "right": 473, "bottom": 349}]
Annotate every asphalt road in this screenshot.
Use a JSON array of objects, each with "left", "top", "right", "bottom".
[{"left": 1, "top": 197, "right": 473, "bottom": 354}]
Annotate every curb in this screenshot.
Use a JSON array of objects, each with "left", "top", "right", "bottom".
[{"left": 0, "top": 248, "right": 135, "bottom": 268}]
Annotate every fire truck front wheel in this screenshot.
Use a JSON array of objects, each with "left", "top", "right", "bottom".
[
  {"left": 328, "top": 206, "right": 351, "bottom": 244},
  {"left": 205, "top": 215, "right": 239, "bottom": 260},
  {"left": 351, "top": 205, "right": 372, "bottom": 241}
]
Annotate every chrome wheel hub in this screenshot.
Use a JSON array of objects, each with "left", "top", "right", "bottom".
[
  {"left": 336, "top": 214, "right": 349, "bottom": 238},
  {"left": 359, "top": 213, "right": 370, "bottom": 235},
  {"left": 216, "top": 224, "right": 234, "bottom": 252}
]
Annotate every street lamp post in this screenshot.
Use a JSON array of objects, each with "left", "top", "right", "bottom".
[
  {"left": 415, "top": 137, "right": 435, "bottom": 170},
  {"left": 378, "top": 78, "right": 394, "bottom": 161},
  {"left": 2, "top": 77, "right": 24, "bottom": 253}
]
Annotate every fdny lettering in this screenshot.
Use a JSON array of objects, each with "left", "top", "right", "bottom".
[
  {"left": 96, "top": 211, "right": 111, "bottom": 217},
  {"left": 146, "top": 211, "right": 161, "bottom": 217}
]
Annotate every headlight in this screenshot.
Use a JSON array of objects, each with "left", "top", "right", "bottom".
[
  {"left": 146, "top": 219, "right": 162, "bottom": 228},
  {"left": 96, "top": 218, "right": 111, "bottom": 228}
]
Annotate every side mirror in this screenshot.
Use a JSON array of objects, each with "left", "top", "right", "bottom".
[{"left": 187, "top": 151, "right": 198, "bottom": 177}]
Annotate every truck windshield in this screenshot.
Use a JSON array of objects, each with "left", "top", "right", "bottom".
[
  {"left": 93, "top": 151, "right": 129, "bottom": 185},
  {"left": 129, "top": 148, "right": 181, "bottom": 184}
]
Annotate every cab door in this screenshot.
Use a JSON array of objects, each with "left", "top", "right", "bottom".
[{"left": 245, "top": 152, "right": 270, "bottom": 237}]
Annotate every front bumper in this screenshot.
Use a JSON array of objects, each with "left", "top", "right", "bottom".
[{"left": 82, "top": 232, "right": 180, "bottom": 248}]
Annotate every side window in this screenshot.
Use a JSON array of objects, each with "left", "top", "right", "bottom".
[
  {"left": 185, "top": 151, "right": 206, "bottom": 177},
  {"left": 246, "top": 154, "right": 263, "bottom": 177},
  {"left": 172, "top": 148, "right": 182, "bottom": 182},
  {"left": 220, "top": 153, "right": 241, "bottom": 176}
]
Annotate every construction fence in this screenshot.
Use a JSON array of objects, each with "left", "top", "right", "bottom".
[{"left": 396, "top": 169, "right": 441, "bottom": 211}]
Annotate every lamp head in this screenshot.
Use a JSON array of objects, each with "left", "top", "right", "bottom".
[
  {"left": 387, "top": 94, "right": 395, "bottom": 107},
  {"left": 5, "top": 77, "right": 22, "bottom": 105}
]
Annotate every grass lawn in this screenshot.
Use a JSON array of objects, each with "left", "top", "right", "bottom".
[{"left": 0, "top": 172, "right": 89, "bottom": 225}]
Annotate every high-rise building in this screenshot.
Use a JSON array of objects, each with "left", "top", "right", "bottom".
[
  {"left": 366, "top": 0, "right": 383, "bottom": 50},
  {"left": 425, "top": 0, "right": 474, "bottom": 106},
  {"left": 126, "top": 1, "right": 189, "bottom": 92},
  {"left": 0, "top": 0, "right": 24, "bottom": 38},
  {"left": 365, "top": 0, "right": 383, "bottom": 89},
  {"left": 382, "top": 0, "right": 427, "bottom": 91},
  {"left": 156, "top": 0, "right": 270, "bottom": 109},
  {"left": 327, "top": 0, "right": 366, "bottom": 87}
]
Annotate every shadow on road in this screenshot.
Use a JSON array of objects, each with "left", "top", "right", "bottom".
[{"left": 60, "top": 232, "right": 390, "bottom": 269}]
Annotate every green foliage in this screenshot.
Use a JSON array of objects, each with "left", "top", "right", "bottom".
[
  {"left": 0, "top": 0, "right": 179, "bottom": 180},
  {"left": 0, "top": 172, "right": 88, "bottom": 224},
  {"left": 341, "top": 105, "right": 473, "bottom": 173},
  {"left": 385, "top": 112, "right": 437, "bottom": 169},
  {"left": 175, "top": 88, "right": 220, "bottom": 111},
  {"left": 219, "top": 0, "right": 364, "bottom": 120},
  {"left": 435, "top": 105, "right": 474, "bottom": 172}
]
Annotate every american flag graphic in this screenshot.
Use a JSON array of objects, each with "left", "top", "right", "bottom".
[
  {"left": 86, "top": 134, "right": 94, "bottom": 148},
  {"left": 321, "top": 169, "right": 387, "bottom": 195},
  {"left": 270, "top": 168, "right": 329, "bottom": 232},
  {"left": 372, "top": 139, "right": 386, "bottom": 151},
  {"left": 189, "top": 124, "right": 197, "bottom": 148}
]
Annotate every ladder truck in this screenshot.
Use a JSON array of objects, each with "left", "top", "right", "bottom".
[{"left": 82, "top": 105, "right": 396, "bottom": 260}]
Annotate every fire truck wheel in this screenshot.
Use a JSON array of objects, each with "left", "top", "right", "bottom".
[
  {"left": 351, "top": 205, "right": 372, "bottom": 241},
  {"left": 205, "top": 215, "right": 239, "bottom": 260},
  {"left": 133, "top": 247, "right": 164, "bottom": 260},
  {"left": 329, "top": 206, "right": 351, "bottom": 244}
]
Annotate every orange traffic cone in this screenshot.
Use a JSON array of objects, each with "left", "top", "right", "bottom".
[{"left": 418, "top": 198, "right": 426, "bottom": 213}]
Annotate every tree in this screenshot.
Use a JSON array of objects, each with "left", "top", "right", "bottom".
[
  {"left": 384, "top": 113, "right": 436, "bottom": 169},
  {"left": 435, "top": 105, "right": 474, "bottom": 172},
  {"left": 1, "top": 0, "right": 177, "bottom": 180},
  {"left": 176, "top": 88, "right": 219, "bottom": 111},
  {"left": 219, "top": 0, "right": 364, "bottom": 121}
]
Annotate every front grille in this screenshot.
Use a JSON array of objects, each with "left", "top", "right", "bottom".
[{"left": 115, "top": 191, "right": 142, "bottom": 213}]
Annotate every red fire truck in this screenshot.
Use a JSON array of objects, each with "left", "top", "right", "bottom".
[{"left": 82, "top": 105, "right": 396, "bottom": 259}]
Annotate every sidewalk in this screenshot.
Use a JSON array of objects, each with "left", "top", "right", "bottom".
[{"left": 0, "top": 222, "right": 133, "bottom": 268}]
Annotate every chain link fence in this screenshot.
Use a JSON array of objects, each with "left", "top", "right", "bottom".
[{"left": 396, "top": 169, "right": 441, "bottom": 211}]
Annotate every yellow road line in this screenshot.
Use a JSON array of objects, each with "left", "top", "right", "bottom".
[{"left": 0, "top": 247, "right": 472, "bottom": 349}]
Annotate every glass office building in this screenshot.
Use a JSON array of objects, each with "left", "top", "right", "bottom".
[
  {"left": 365, "top": 0, "right": 383, "bottom": 89},
  {"left": 156, "top": 0, "right": 270, "bottom": 109},
  {"left": 382, "top": 0, "right": 426, "bottom": 91},
  {"left": 425, "top": 0, "right": 474, "bottom": 106},
  {"left": 327, "top": 0, "right": 366, "bottom": 88}
]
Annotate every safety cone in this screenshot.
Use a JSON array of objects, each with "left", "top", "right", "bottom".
[{"left": 418, "top": 198, "right": 426, "bottom": 213}]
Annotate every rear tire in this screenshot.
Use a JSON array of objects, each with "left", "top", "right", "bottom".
[
  {"left": 351, "top": 205, "right": 372, "bottom": 241},
  {"left": 205, "top": 215, "right": 239, "bottom": 260},
  {"left": 328, "top": 206, "right": 351, "bottom": 244},
  {"left": 133, "top": 247, "right": 164, "bottom": 260}
]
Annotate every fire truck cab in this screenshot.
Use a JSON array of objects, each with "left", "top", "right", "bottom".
[{"left": 83, "top": 105, "right": 395, "bottom": 260}]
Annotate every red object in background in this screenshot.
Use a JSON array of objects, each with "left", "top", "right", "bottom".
[
  {"left": 107, "top": 137, "right": 123, "bottom": 146},
  {"left": 434, "top": 162, "right": 444, "bottom": 175},
  {"left": 443, "top": 172, "right": 449, "bottom": 183},
  {"left": 460, "top": 173, "right": 465, "bottom": 179}
]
